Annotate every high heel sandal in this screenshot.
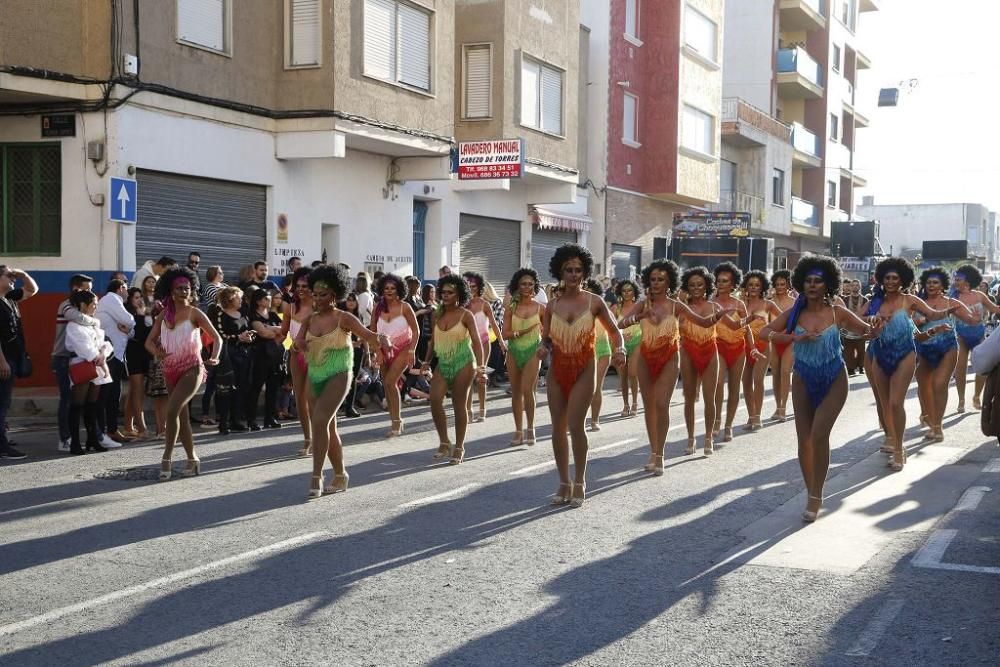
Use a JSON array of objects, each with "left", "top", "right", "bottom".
[
  {"left": 433, "top": 442, "right": 452, "bottom": 460},
  {"left": 588, "top": 420, "right": 601, "bottom": 432},
  {"left": 569, "top": 483, "right": 586, "bottom": 508},
  {"left": 472, "top": 409, "right": 486, "bottom": 423},
  {"left": 723, "top": 427, "right": 734, "bottom": 442},
  {"left": 643, "top": 453, "right": 657, "bottom": 472},
  {"left": 957, "top": 400, "right": 966, "bottom": 414},
  {"left": 973, "top": 396, "right": 983, "bottom": 411},
  {"left": 159, "top": 458, "right": 172, "bottom": 481},
  {"left": 620, "top": 406, "right": 630, "bottom": 418},
  {"left": 712, "top": 420, "right": 721, "bottom": 438},
  {"left": 509, "top": 430, "right": 524, "bottom": 446},
  {"left": 387, "top": 419, "right": 404, "bottom": 437},
  {"left": 802, "top": 495, "right": 823, "bottom": 523},
  {"left": 751, "top": 416, "right": 762, "bottom": 431},
  {"left": 651, "top": 454, "right": 664, "bottom": 477},
  {"left": 932, "top": 426, "right": 945, "bottom": 443},
  {"left": 685, "top": 438, "right": 696, "bottom": 455},
  {"left": 524, "top": 428, "right": 536, "bottom": 446},
  {"left": 181, "top": 458, "right": 201, "bottom": 477},
  {"left": 550, "top": 482, "right": 572, "bottom": 505},
  {"left": 629, "top": 404, "right": 638, "bottom": 417},
  {"left": 297, "top": 439, "right": 313, "bottom": 457},
  {"left": 449, "top": 446, "right": 465, "bottom": 465},
  {"left": 308, "top": 474, "right": 323, "bottom": 499},
  {"left": 323, "top": 470, "right": 349, "bottom": 494},
  {"left": 704, "top": 437, "right": 714, "bottom": 456},
  {"left": 889, "top": 447, "right": 907, "bottom": 471}
]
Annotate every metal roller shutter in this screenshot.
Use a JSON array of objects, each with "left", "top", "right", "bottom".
[
  {"left": 458, "top": 213, "right": 520, "bottom": 293},
  {"left": 530, "top": 228, "right": 576, "bottom": 277},
  {"left": 135, "top": 170, "right": 267, "bottom": 279}
]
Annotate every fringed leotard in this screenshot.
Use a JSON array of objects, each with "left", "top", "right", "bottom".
[
  {"left": 793, "top": 321, "right": 844, "bottom": 408},
  {"left": 868, "top": 309, "right": 916, "bottom": 376},
  {"left": 434, "top": 319, "right": 475, "bottom": 386},
  {"left": 913, "top": 311, "right": 957, "bottom": 369},
  {"left": 160, "top": 319, "right": 206, "bottom": 387},
  {"left": 618, "top": 305, "right": 641, "bottom": 356},
  {"left": 716, "top": 313, "right": 747, "bottom": 368},
  {"left": 680, "top": 312, "right": 717, "bottom": 376},
  {"left": 288, "top": 316, "right": 308, "bottom": 373},
  {"left": 746, "top": 311, "right": 769, "bottom": 365},
  {"left": 473, "top": 308, "right": 490, "bottom": 347},
  {"left": 594, "top": 320, "right": 612, "bottom": 359},
  {"left": 509, "top": 308, "right": 542, "bottom": 369},
  {"left": 639, "top": 311, "right": 680, "bottom": 382},
  {"left": 306, "top": 326, "right": 353, "bottom": 397},
  {"left": 549, "top": 310, "right": 596, "bottom": 397},
  {"left": 377, "top": 314, "right": 413, "bottom": 369},
  {"left": 955, "top": 301, "right": 986, "bottom": 349}
]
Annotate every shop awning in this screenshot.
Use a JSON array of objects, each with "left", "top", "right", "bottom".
[{"left": 531, "top": 206, "right": 592, "bottom": 233}]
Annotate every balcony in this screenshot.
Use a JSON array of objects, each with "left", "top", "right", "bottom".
[
  {"left": 791, "top": 123, "right": 821, "bottom": 168},
  {"left": 856, "top": 48, "right": 872, "bottom": 70},
  {"left": 721, "top": 97, "right": 792, "bottom": 147},
  {"left": 777, "top": 48, "right": 825, "bottom": 99},
  {"left": 709, "top": 190, "right": 766, "bottom": 225},
  {"left": 841, "top": 167, "right": 868, "bottom": 187},
  {"left": 779, "top": 0, "right": 826, "bottom": 31},
  {"left": 791, "top": 196, "right": 820, "bottom": 230},
  {"left": 860, "top": 0, "right": 880, "bottom": 11}
]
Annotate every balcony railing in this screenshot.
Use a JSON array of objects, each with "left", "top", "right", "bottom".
[
  {"left": 791, "top": 196, "right": 819, "bottom": 227},
  {"left": 791, "top": 123, "right": 820, "bottom": 157},
  {"left": 802, "top": 0, "right": 824, "bottom": 13},
  {"left": 777, "top": 47, "right": 824, "bottom": 88},
  {"left": 710, "top": 190, "right": 765, "bottom": 224},
  {"left": 721, "top": 97, "right": 792, "bottom": 141}
]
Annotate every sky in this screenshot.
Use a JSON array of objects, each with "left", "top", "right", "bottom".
[{"left": 854, "top": 0, "right": 1000, "bottom": 212}]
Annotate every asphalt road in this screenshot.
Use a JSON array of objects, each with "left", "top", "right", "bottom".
[{"left": 1, "top": 374, "right": 998, "bottom": 666}]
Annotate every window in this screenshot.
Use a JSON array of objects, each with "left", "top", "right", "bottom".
[
  {"left": 363, "top": 0, "right": 432, "bottom": 92},
  {"left": 625, "top": 0, "right": 639, "bottom": 39},
  {"left": 681, "top": 104, "right": 715, "bottom": 156},
  {"left": 623, "top": 93, "right": 638, "bottom": 144},
  {"left": 520, "top": 56, "right": 564, "bottom": 135},
  {"left": 177, "top": 0, "right": 229, "bottom": 54},
  {"left": 772, "top": 168, "right": 786, "bottom": 206},
  {"left": 684, "top": 5, "right": 718, "bottom": 63},
  {"left": 827, "top": 180, "right": 837, "bottom": 207},
  {"left": 832, "top": 44, "right": 841, "bottom": 73},
  {"left": 0, "top": 144, "right": 61, "bottom": 255},
  {"left": 830, "top": 113, "right": 840, "bottom": 142},
  {"left": 287, "top": 0, "right": 321, "bottom": 67},
  {"left": 462, "top": 44, "right": 492, "bottom": 119}
]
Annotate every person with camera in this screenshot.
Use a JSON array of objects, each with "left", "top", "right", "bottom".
[{"left": 0, "top": 266, "right": 38, "bottom": 459}]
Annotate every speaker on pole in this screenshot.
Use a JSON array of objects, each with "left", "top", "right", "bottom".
[{"left": 830, "top": 221, "right": 878, "bottom": 257}]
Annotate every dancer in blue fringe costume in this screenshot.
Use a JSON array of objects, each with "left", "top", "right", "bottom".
[
  {"left": 760, "top": 255, "right": 877, "bottom": 523},
  {"left": 949, "top": 264, "right": 1000, "bottom": 412}
]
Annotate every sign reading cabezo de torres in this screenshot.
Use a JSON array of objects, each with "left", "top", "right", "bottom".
[{"left": 457, "top": 139, "right": 525, "bottom": 180}]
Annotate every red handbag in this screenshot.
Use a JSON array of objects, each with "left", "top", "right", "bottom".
[{"left": 69, "top": 360, "right": 99, "bottom": 385}]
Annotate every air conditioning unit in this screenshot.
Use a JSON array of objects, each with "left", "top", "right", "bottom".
[{"left": 86, "top": 140, "right": 105, "bottom": 162}]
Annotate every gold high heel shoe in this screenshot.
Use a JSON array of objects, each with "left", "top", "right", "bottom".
[
  {"left": 509, "top": 430, "right": 523, "bottom": 446},
  {"left": 629, "top": 404, "right": 638, "bottom": 417},
  {"left": 323, "top": 470, "right": 349, "bottom": 494},
  {"left": 387, "top": 419, "right": 404, "bottom": 437},
  {"left": 569, "top": 482, "right": 586, "bottom": 508},
  {"left": 802, "top": 495, "right": 822, "bottom": 523},
  {"left": 308, "top": 474, "right": 323, "bottom": 499},
  {"left": 889, "top": 447, "right": 907, "bottom": 471},
  {"left": 159, "top": 457, "right": 172, "bottom": 481},
  {"left": 643, "top": 453, "right": 656, "bottom": 472},
  {"left": 524, "top": 428, "right": 536, "bottom": 446},
  {"left": 550, "top": 482, "right": 572, "bottom": 505},
  {"left": 588, "top": 419, "right": 601, "bottom": 432},
  {"left": 181, "top": 458, "right": 201, "bottom": 477},
  {"left": 433, "top": 442, "right": 452, "bottom": 460},
  {"left": 651, "top": 454, "right": 664, "bottom": 477},
  {"left": 751, "top": 415, "right": 762, "bottom": 431},
  {"left": 723, "top": 427, "right": 734, "bottom": 442},
  {"left": 704, "top": 437, "right": 714, "bottom": 456},
  {"left": 685, "top": 438, "right": 696, "bottom": 455},
  {"left": 297, "top": 439, "right": 312, "bottom": 457},
  {"left": 449, "top": 446, "right": 465, "bottom": 465}
]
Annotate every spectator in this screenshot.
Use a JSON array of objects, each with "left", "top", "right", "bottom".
[
  {"left": 247, "top": 289, "right": 285, "bottom": 430},
  {"left": 241, "top": 261, "right": 280, "bottom": 293},
  {"left": 213, "top": 286, "right": 254, "bottom": 433},
  {"left": 111, "top": 271, "right": 128, "bottom": 284},
  {"left": 354, "top": 273, "right": 374, "bottom": 327},
  {"left": 439, "top": 265, "right": 452, "bottom": 278},
  {"left": 0, "top": 266, "right": 38, "bottom": 460},
  {"left": 403, "top": 276, "right": 424, "bottom": 312},
  {"left": 64, "top": 290, "right": 115, "bottom": 455},
  {"left": 340, "top": 293, "right": 365, "bottom": 418},
  {"left": 201, "top": 265, "right": 226, "bottom": 310},
  {"left": 140, "top": 275, "right": 158, "bottom": 311},
  {"left": 96, "top": 279, "right": 135, "bottom": 445},
  {"left": 415, "top": 282, "right": 436, "bottom": 365},
  {"left": 483, "top": 281, "right": 507, "bottom": 383},
  {"left": 130, "top": 256, "right": 176, "bottom": 289},
  {"left": 51, "top": 273, "right": 100, "bottom": 452},
  {"left": 185, "top": 252, "right": 203, "bottom": 302},
  {"left": 122, "top": 288, "right": 151, "bottom": 439},
  {"left": 140, "top": 278, "right": 168, "bottom": 438},
  {"left": 288, "top": 256, "right": 303, "bottom": 274}
]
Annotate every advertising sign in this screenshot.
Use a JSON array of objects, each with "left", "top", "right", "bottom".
[
  {"left": 456, "top": 139, "right": 524, "bottom": 180},
  {"left": 671, "top": 212, "right": 750, "bottom": 238}
]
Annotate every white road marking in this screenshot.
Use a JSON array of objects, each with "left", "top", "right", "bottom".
[
  {"left": 0, "top": 532, "right": 327, "bottom": 637},
  {"left": 912, "top": 529, "right": 1000, "bottom": 575},
  {"left": 397, "top": 483, "right": 480, "bottom": 508},
  {"left": 508, "top": 439, "right": 638, "bottom": 476},
  {"left": 984, "top": 458, "right": 1000, "bottom": 473},
  {"left": 844, "top": 598, "right": 906, "bottom": 656},
  {"left": 954, "top": 486, "right": 991, "bottom": 511}
]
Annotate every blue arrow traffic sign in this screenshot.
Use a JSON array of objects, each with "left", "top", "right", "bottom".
[{"left": 109, "top": 177, "right": 137, "bottom": 224}]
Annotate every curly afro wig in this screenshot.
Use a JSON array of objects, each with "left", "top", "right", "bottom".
[
  {"left": 615, "top": 279, "right": 641, "bottom": 301},
  {"left": 548, "top": 243, "right": 594, "bottom": 281},
  {"left": 680, "top": 266, "right": 716, "bottom": 298},
  {"left": 791, "top": 254, "right": 842, "bottom": 296},
  {"left": 375, "top": 272, "right": 407, "bottom": 298},
  {"left": 918, "top": 266, "right": 951, "bottom": 294},
  {"left": 873, "top": 256, "right": 915, "bottom": 289},
  {"left": 584, "top": 278, "right": 604, "bottom": 296},
  {"left": 461, "top": 271, "right": 485, "bottom": 297},
  {"left": 154, "top": 266, "right": 199, "bottom": 303},
  {"left": 437, "top": 274, "right": 471, "bottom": 307},
  {"left": 741, "top": 269, "right": 770, "bottom": 294},
  {"left": 507, "top": 268, "right": 541, "bottom": 297},
  {"left": 771, "top": 269, "right": 792, "bottom": 290},
  {"left": 953, "top": 263, "right": 983, "bottom": 290},
  {"left": 640, "top": 259, "right": 680, "bottom": 292},
  {"left": 307, "top": 264, "right": 351, "bottom": 301},
  {"left": 712, "top": 261, "right": 743, "bottom": 291}
]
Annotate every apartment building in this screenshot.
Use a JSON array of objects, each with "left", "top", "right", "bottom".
[
  {"left": 0, "top": 0, "right": 585, "bottom": 385},
  {"left": 723, "top": 0, "right": 879, "bottom": 268},
  {"left": 584, "top": 0, "right": 724, "bottom": 280},
  {"left": 855, "top": 200, "right": 1000, "bottom": 274}
]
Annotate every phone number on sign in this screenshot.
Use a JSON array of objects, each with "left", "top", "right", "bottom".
[{"left": 458, "top": 164, "right": 522, "bottom": 179}]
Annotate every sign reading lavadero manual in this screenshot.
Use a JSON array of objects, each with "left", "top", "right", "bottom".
[{"left": 457, "top": 139, "right": 524, "bottom": 180}]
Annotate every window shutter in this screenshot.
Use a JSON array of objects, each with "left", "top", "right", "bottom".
[
  {"left": 464, "top": 45, "right": 491, "bottom": 118},
  {"left": 178, "top": 0, "right": 226, "bottom": 52},
  {"left": 290, "top": 0, "right": 320, "bottom": 66},
  {"left": 540, "top": 64, "right": 563, "bottom": 134},
  {"left": 520, "top": 59, "right": 539, "bottom": 128},
  {"left": 397, "top": 2, "right": 431, "bottom": 90},
  {"left": 364, "top": 0, "right": 396, "bottom": 81},
  {"left": 623, "top": 94, "right": 636, "bottom": 141}
]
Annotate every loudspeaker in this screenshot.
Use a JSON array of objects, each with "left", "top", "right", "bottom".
[
  {"left": 738, "top": 237, "right": 775, "bottom": 272},
  {"left": 668, "top": 237, "right": 739, "bottom": 270},
  {"left": 830, "top": 221, "right": 878, "bottom": 257},
  {"left": 922, "top": 240, "right": 968, "bottom": 260}
]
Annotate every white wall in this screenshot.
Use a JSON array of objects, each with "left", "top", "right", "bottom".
[
  {"left": 580, "top": 0, "right": 610, "bottom": 267},
  {"left": 721, "top": 0, "right": 774, "bottom": 113},
  {"left": 855, "top": 202, "right": 974, "bottom": 256}
]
